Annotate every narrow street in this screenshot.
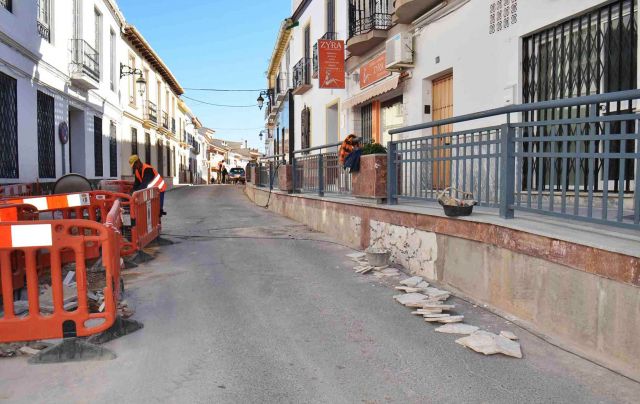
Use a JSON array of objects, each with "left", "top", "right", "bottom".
[{"left": 1, "top": 185, "right": 639, "bottom": 403}]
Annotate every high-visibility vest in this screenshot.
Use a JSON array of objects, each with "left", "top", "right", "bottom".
[{"left": 135, "top": 163, "right": 166, "bottom": 192}]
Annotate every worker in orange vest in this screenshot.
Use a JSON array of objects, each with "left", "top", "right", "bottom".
[{"left": 129, "top": 155, "right": 167, "bottom": 216}]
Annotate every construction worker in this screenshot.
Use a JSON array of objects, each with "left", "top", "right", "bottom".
[{"left": 129, "top": 155, "right": 167, "bottom": 216}]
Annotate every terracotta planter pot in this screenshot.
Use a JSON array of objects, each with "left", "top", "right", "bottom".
[{"left": 352, "top": 154, "right": 387, "bottom": 200}]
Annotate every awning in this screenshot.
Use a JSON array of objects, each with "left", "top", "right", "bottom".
[{"left": 342, "top": 74, "right": 401, "bottom": 109}]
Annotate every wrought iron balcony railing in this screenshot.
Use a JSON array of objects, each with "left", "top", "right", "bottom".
[
  {"left": 348, "top": 0, "right": 392, "bottom": 39},
  {"left": 37, "top": 21, "right": 50, "bottom": 42},
  {"left": 293, "top": 58, "right": 311, "bottom": 89},
  {"left": 145, "top": 100, "right": 158, "bottom": 123},
  {"left": 162, "top": 111, "right": 169, "bottom": 129},
  {"left": 71, "top": 39, "right": 100, "bottom": 81}
]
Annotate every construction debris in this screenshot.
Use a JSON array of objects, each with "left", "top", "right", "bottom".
[
  {"left": 393, "top": 293, "right": 429, "bottom": 306},
  {"left": 18, "top": 346, "right": 41, "bottom": 356},
  {"left": 399, "top": 276, "right": 423, "bottom": 287},
  {"left": 425, "top": 315, "right": 464, "bottom": 323},
  {"left": 456, "top": 331, "right": 522, "bottom": 358},
  {"left": 346, "top": 252, "right": 366, "bottom": 262},
  {"left": 435, "top": 323, "right": 479, "bottom": 334},
  {"left": 500, "top": 331, "right": 518, "bottom": 340}
]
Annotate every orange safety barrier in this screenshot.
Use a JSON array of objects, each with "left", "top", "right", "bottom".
[
  {"left": 0, "top": 217, "right": 121, "bottom": 342},
  {"left": 98, "top": 180, "right": 134, "bottom": 195},
  {"left": 1, "top": 191, "right": 137, "bottom": 257},
  {"left": 131, "top": 187, "right": 161, "bottom": 250},
  {"left": 0, "top": 183, "right": 32, "bottom": 198}
]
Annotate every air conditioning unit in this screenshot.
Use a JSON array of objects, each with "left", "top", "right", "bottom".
[{"left": 385, "top": 32, "right": 413, "bottom": 71}]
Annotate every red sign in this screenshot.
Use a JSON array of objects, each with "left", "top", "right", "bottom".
[
  {"left": 318, "top": 39, "right": 345, "bottom": 89},
  {"left": 360, "top": 53, "right": 391, "bottom": 89}
]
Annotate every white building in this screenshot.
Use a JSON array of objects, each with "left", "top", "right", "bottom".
[
  {"left": 0, "top": 0, "right": 209, "bottom": 190},
  {"left": 0, "top": 0, "right": 126, "bottom": 189}
]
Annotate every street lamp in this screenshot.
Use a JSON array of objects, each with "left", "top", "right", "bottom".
[
  {"left": 120, "top": 63, "right": 146, "bottom": 97},
  {"left": 256, "top": 89, "right": 272, "bottom": 110}
]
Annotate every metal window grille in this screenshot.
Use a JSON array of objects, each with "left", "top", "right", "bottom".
[
  {"left": 360, "top": 103, "right": 373, "bottom": 144},
  {"left": 37, "top": 91, "right": 55, "bottom": 178},
  {"left": 131, "top": 127, "right": 138, "bottom": 155},
  {"left": 144, "top": 133, "right": 151, "bottom": 163},
  {"left": 301, "top": 106, "right": 311, "bottom": 151},
  {"left": 157, "top": 140, "right": 164, "bottom": 175},
  {"left": 1, "top": 0, "right": 12, "bottom": 12},
  {"left": 165, "top": 144, "right": 171, "bottom": 177},
  {"left": 0, "top": 71, "right": 18, "bottom": 178},
  {"left": 171, "top": 146, "right": 175, "bottom": 177},
  {"left": 94, "top": 116, "right": 103, "bottom": 176},
  {"left": 522, "top": 0, "right": 637, "bottom": 193},
  {"left": 327, "top": 0, "right": 336, "bottom": 34},
  {"left": 109, "top": 122, "right": 117, "bottom": 177}
]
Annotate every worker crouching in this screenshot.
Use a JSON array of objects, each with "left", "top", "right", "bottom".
[{"left": 129, "top": 155, "right": 167, "bottom": 217}]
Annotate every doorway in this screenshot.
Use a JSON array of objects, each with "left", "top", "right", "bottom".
[
  {"left": 326, "top": 101, "right": 339, "bottom": 147},
  {"left": 432, "top": 73, "right": 453, "bottom": 189},
  {"left": 68, "top": 106, "right": 86, "bottom": 175}
]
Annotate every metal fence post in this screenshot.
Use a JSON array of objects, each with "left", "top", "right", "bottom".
[
  {"left": 291, "top": 156, "right": 297, "bottom": 193},
  {"left": 318, "top": 153, "right": 324, "bottom": 197},
  {"left": 387, "top": 141, "right": 398, "bottom": 205},
  {"left": 499, "top": 123, "right": 515, "bottom": 218}
]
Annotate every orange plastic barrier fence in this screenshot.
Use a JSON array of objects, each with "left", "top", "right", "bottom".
[
  {"left": 0, "top": 204, "right": 40, "bottom": 296},
  {"left": 131, "top": 188, "right": 161, "bottom": 250},
  {"left": 0, "top": 217, "right": 121, "bottom": 342},
  {"left": 0, "top": 183, "right": 32, "bottom": 198},
  {"left": 98, "top": 180, "right": 134, "bottom": 195},
  {"left": 1, "top": 191, "right": 136, "bottom": 257}
]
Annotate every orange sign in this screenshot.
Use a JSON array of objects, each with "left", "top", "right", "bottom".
[
  {"left": 360, "top": 53, "right": 391, "bottom": 89},
  {"left": 318, "top": 39, "right": 346, "bottom": 89}
]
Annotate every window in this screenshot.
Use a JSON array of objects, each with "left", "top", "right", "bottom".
[
  {"left": 37, "top": 0, "right": 51, "bottom": 42},
  {"left": 72, "top": 0, "right": 81, "bottom": 39},
  {"left": 157, "top": 139, "right": 164, "bottom": 175},
  {"left": 165, "top": 143, "right": 171, "bottom": 177},
  {"left": 157, "top": 80, "right": 162, "bottom": 113},
  {"left": 360, "top": 103, "right": 373, "bottom": 144},
  {"left": 0, "top": 71, "right": 18, "bottom": 178},
  {"left": 94, "top": 8, "right": 102, "bottom": 81},
  {"left": 37, "top": 91, "right": 55, "bottom": 178},
  {"left": 327, "top": 0, "right": 336, "bottom": 34},
  {"left": 94, "top": 116, "right": 103, "bottom": 176},
  {"left": 144, "top": 133, "right": 151, "bottom": 163},
  {"left": 1, "top": 0, "right": 12, "bottom": 13},
  {"left": 110, "top": 29, "right": 116, "bottom": 91},
  {"left": 109, "top": 122, "right": 117, "bottom": 177},
  {"left": 301, "top": 106, "right": 311, "bottom": 150},
  {"left": 131, "top": 128, "right": 138, "bottom": 155}
]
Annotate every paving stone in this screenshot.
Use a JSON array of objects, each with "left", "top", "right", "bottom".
[
  {"left": 500, "top": 331, "right": 518, "bottom": 340},
  {"left": 415, "top": 281, "right": 430, "bottom": 290},
  {"left": 435, "top": 323, "right": 480, "bottom": 335},
  {"left": 393, "top": 293, "right": 429, "bottom": 306},
  {"left": 399, "top": 276, "right": 423, "bottom": 287},
  {"left": 456, "top": 331, "right": 522, "bottom": 358}
]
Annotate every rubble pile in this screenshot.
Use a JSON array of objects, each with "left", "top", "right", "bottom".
[{"left": 346, "top": 251, "right": 523, "bottom": 359}]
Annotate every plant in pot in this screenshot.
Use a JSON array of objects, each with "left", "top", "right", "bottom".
[{"left": 351, "top": 142, "right": 388, "bottom": 202}]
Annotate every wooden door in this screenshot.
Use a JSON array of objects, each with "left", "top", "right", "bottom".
[{"left": 432, "top": 73, "right": 453, "bottom": 189}]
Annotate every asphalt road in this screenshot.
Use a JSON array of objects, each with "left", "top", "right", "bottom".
[{"left": 1, "top": 185, "right": 639, "bottom": 403}]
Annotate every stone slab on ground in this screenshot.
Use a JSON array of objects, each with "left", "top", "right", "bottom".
[
  {"left": 393, "top": 293, "right": 429, "bottom": 306},
  {"left": 456, "top": 331, "right": 523, "bottom": 358},
  {"left": 500, "top": 331, "right": 518, "bottom": 340},
  {"left": 399, "top": 276, "right": 423, "bottom": 287},
  {"left": 435, "top": 323, "right": 480, "bottom": 335}
]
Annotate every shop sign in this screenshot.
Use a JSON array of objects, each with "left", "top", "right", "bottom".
[
  {"left": 318, "top": 39, "right": 346, "bottom": 89},
  {"left": 360, "top": 53, "right": 391, "bottom": 89}
]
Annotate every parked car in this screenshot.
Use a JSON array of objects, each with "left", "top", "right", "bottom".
[{"left": 228, "top": 167, "right": 246, "bottom": 184}]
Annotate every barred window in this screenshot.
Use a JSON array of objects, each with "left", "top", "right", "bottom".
[
  {"left": 37, "top": 91, "right": 55, "bottom": 178},
  {"left": 131, "top": 127, "right": 138, "bottom": 155},
  {"left": 109, "top": 121, "right": 117, "bottom": 177},
  {"left": 94, "top": 116, "right": 103, "bottom": 176},
  {"left": 157, "top": 139, "right": 164, "bottom": 175},
  {"left": 301, "top": 106, "right": 311, "bottom": 150},
  {"left": 144, "top": 132, "right": 151, "bottom": 164},
  {"left": 0, "top": 71, "right": 18, "bottom": 178}
]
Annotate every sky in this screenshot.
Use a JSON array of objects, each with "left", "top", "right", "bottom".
[{"left": 117, "top": 0, "right": 290, "bottom": 151}]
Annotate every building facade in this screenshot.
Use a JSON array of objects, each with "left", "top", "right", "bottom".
[{"left": 0, "top": 0, "right": 209, "bottom": 188}]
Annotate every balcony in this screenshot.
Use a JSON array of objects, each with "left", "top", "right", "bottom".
[
  {"left": 393, "top": 0, "right": 441, "bottom": 23},
  {"left": 37, "top": 20, "right": 50, "bottom": 42},
  {"left": 1, "top": 0, "right": 12, "bottom": 12},
  {"left": 144, "top": 100, "right": 158, "bottom": 127},
  {"left": 70, "top": 39, "right": 100, "bottom": 90},
  {"left": 347, "top": 0, "right": 392, "bottom": 56},
  {"left": 162, "top": 111, "right": 169, "bottom": 130},
  {"left": 292, "top": 58, "right": 312, "bottom": 95}
]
